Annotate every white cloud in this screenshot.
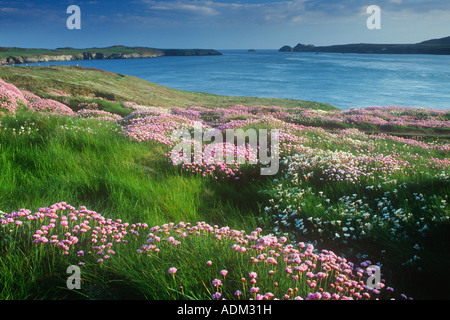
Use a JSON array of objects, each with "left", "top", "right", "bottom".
[
  {"left": 148, "top": 2, "right": 219, "bottom": 16},
  {"left": 140, "top": 0, "right": 310, "bottom": 26}
]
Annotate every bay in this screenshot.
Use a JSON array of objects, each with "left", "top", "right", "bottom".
[{"left": 26, "top": 50, "right": 450, "bottom": 110}]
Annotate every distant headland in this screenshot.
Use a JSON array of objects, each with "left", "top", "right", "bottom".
[
  {"left": 0, "top": 45, "right": 222, "bottom": 65},
  {"left": 279, "top": 36, "right": 450, "bottom": 55}
]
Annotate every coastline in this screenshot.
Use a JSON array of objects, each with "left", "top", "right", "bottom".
[
  {"left": 0, "top": 46, "right": 222, "bottom": 65},
  {"left": 280, "top": 36, "right": 450, "bottom": 55}
]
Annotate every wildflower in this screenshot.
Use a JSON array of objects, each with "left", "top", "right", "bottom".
[
  {"left": 250, "top": 287, "right": 260, "bottom": 294},
  {"left": 168, "top": 267, "right": 177, "bottom": 275},
  {"left": 212, "top": 292, "right": 222, "bottom": 300},
  {"left": 212, "top": 279, "right": 223, "bottom": 287}
]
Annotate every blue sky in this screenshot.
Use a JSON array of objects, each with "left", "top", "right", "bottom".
[{"left": 1, "top": 0, "right": 449, "bottom": 49}]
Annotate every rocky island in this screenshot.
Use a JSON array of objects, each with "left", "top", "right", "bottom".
[
  {"left": 279, "top": 36, "right": 450, "bottom": 55},
  {"left": 0, "top": 45, "right": 222, "bottom": 65}
]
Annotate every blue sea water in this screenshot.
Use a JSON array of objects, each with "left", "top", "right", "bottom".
[{"left": 26, "top": 50, "right": 450, "bottom": 110}]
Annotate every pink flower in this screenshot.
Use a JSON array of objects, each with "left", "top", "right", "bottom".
[
  {"left": 206, "top": 260, "right": 212, "bottom": 266},
  {"left": 250, "top": 287, "right": 259, "bottom": 294},
  {"left": 323, "top": 292, "right": 331, "bottom": 300},
  {"left": 212, "top": 279, "right": 222, "bottom": 287},
  {"left": 168, "top": 267, "right": 177, "bottom": 275},
  {"left": 220, "top": 270, "right": 228, "bottom": 277}
]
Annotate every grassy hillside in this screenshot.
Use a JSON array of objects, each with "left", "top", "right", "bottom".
[
  {"left": 0, "top": 46, "right": 222, "bottom": 65},
  {"left": 0, "top": 65, "right": 337, "bottom": 110},
  {"left": 0, "top": 46, "right": 159, "bottom": 58}
]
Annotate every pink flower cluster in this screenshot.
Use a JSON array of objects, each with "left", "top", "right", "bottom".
[
  {"left": 1, "top": 202, "right": 147, "bottom": 260},
  {"left": 145, "top": 221, "right": 403, "bottom": 300},
  {"left": 167, "top": 140, "right": 258, "bottom": 179},
  {"left": 75, "top": 109, "right": 123, "bottom": 122},
  {"left": 170, "top": 105, "right": 285, "bottom": 128},
  {"left": 21, "top": 90, "right": 41, "bottom": 104},
  {"left": 0, "top": 202, "right": 410, "bottom": 300},
  {"left": 123, "top": 108, "right": 171, "bottom": 121},
  {"left": 283, "top": 106, "right": 450, "bottom": 129},
  {"left": 31, "top": 98, "right": 74, "bottom": 116},
  {"left": 121, "top": 114, "right": 203, "bottom": 146},
  {"left": 0, "top": 78, "right": 29, "bottom": 114}
]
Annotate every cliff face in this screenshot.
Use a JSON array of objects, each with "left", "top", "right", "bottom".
[
  {"left": 1, "top": 52, "right": 164, "bottom": 65},
  {"left": 0, "top": 47, "right": 222, "bottom": 65}
]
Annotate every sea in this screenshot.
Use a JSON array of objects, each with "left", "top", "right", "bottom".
[{"left": 25, "top": 49, "right": 450, "bottom": 110}]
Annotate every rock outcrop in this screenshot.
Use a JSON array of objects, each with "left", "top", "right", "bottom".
[{"left": 278, "top": 46, "right": 293, "bottom": 52}]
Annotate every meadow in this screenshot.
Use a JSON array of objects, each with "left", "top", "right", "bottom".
[{"left": 0, "top": 66, "right": 449, "bottom": 300}]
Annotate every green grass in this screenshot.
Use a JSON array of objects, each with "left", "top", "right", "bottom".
[
  {"left": 2, "top": 108, "right": 448, "bottom": 300},
  {"left": 0, "top": 111, "right": 269, "bottom": 227},
  {"left": 0, "top": 66, "right": 449, "bottom": 300},
  {"left": 0, "top": 110, "right": 275, "bottom": 300}
]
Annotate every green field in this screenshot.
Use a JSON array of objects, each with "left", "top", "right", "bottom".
[{"left": 0, "top": 66, "right": 449, "bottom": 300}]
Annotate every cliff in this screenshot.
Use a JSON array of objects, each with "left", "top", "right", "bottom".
[
  {"left": 279, "top": 36, "right": 450, "bottom": 55},
  {"left": 0, "top": 46, "right": 222, "bottom": 65}
]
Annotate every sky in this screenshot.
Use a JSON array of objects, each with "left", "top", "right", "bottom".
[{"left": 0, "top": 0, "right": 449, "bottom": 49}]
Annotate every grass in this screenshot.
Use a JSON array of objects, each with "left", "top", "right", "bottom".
[
  {"left": 0, "top": 66, "right": 449, "bottom": 301},
  {"left": 0, "top": 110, "right": 275, "bottom": 300},
  {"left": 0, "top": 111, "right": 268, "bottom": 228}
]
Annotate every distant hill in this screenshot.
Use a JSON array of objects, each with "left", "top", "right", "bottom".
[
  {"left": 279, "top": 36, "right": 450, "bottom": 55},
  {"left": 0, "top": 46, "right": 222, "bottom": 65},
  {"left": 418, "top": 36, "right": 450, "bottom": 45}
]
